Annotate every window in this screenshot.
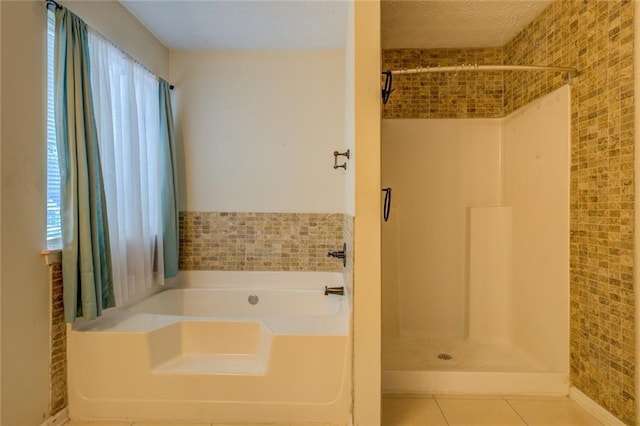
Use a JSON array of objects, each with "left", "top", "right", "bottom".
[
  {"left": 88, "top": 30, "right": 164, "bottom": 305},
  {"left": 46, "top": 9, "right": 62, "bottom": 248},
  {"left": 47, "top": 12, "right": 164, "bottom": 304}
]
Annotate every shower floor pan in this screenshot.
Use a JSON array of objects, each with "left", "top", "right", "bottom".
[{"left": 382, "top": 337, "right": 568, "bottom": 395}]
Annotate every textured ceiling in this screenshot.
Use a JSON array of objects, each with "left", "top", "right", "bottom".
[
  {"left": 120, "top": 0, "right": 349, "bottom": 50},
  {"left": 382, "top": 0, "right": 553, "bottom": 49},
  {"left": 121, "top": 0, "right": 551, "bottom": 51}
]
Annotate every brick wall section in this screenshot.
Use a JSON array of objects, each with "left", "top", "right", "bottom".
[
  {"left": 179, "top": 212, "right": 346, "bottom": 271},
  {"left": 50, "top": 263, "right": 67, "bottom": 416}
]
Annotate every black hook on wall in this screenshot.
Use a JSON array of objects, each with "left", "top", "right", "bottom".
[
  {"left": 381, "top": 187, "right": 392, "bottom": 222},
  {"left": 381, "top": 71, "right": 394, "bottom": 104}
]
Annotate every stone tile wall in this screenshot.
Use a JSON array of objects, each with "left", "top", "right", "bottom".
[
  {"left": 50, "top": 263, "right": 67, "bottom": 416},
  {"left": 382, "top": 1, "right": 635, "bottom": 423},
  {"left": 343, "top": 215, "right": 354, "bottom": 298},
  {"left": 381, "top": 48, "right": 504, "bottom": 118},
  {"left": 503, "top": 1, "right": 574, "bottom": 115},
  {"left": 508, "top": 2, "right": 635, "bottom": 424},
  {"left": 179, "top": 212, "right": 346, "bottom": 272}
]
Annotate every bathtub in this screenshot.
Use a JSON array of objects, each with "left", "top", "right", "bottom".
[{"left": 67, "top": 271, "right": 352, "bottom": 424}]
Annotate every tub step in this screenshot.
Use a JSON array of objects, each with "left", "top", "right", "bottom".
[{"left": 153, "top": 353, "right": 268, "bottom": 375}]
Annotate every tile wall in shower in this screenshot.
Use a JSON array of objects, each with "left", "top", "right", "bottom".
[
  {"left": 506, "top": 2, "right": 635, "bottom": 423},
  {"left": 382, "top": 1, "right": 635, "bottom": 423},
  {"left": 381, "top": 47, "right": 504, "bottom": 118}
]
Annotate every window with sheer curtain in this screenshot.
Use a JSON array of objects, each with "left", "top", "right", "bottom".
[
  {"left": 47, "top": 10, "right": 61, "bottom": 248},
  {"left": 87, "top": 30, "right": 164, "bottom": 306}
]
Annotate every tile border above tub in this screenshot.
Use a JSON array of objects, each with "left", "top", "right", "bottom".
[{"left": 179, "top": 211, "right": 347, "bottom": 272}]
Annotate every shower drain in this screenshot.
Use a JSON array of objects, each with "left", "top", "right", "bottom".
[{"left": 437, "top": 353, "right": 453, "bottom": 360}]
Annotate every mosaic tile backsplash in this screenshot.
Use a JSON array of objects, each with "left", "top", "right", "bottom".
[
  {"left": 179, "top": 212, "right": 347, "bottom": 272},
  {"left": 383, "top": 1, "right": 635, "bottom": 423}
]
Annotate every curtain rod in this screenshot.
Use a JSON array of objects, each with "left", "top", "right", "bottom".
[
  {"left": 380, "top": 64, "right": 578, "bottom": 105},
  {"left": 46, "top": 0, "right": 62, "bottom": 10},
  {"left": 389, "top": 64, "right": 578, "bottom": 77},
  {"left": 44, "top": 0, "right": 174, "bottom": 90}
]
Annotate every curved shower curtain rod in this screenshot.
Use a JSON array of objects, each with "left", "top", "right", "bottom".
[
  {"left": 389, "top": 64, "right": 578, "bottom": 76},
  {"left": 381, "top": 64, "right": 579, "bottom": 104}
]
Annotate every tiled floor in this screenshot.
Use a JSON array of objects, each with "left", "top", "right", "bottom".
[
  {"left": 382, "top": 394, "right": 604, "bottom": 426},
  {"left": 64, "top": 395, "right": 605, "bottom": 426},
  {"left": 65, "top": 422, "right": 337, "bottom": 425},
  {"left": 65, "top": 422, "right": 338, "bottom": 425}
]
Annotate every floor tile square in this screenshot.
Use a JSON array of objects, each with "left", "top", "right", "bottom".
[
  {"left": 212, "top": 423, "right": 286, "bottom": 425},
  {"left": 436, "top": 398, "right": 526, "bottom": 426},
  {"left": 384, "top": 393, "right": 435, "bottom": 399},
  {"left": 506, "top": 399, "right": 604, "bottom": 425},
  {"left": 134, "top": 422, "right": 211, "bottom": 426},
  {"left": 434, "top": 393, "right": 504, "bottom": 400},
  {"left": 383, "top": 397, "right": 448, "bottom": 425},
  {"left": 290, "top": 423, "right": 345, "bottom": 426}
]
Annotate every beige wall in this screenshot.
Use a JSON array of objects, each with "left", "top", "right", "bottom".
[
  {"left": 0, "top": 1, "right": 168, "bottom": 424},
  {"left": 352, "top": 1, "right": 381, "bottom": 424},
  {"left": 0, "top": 0, "right": 3, "bottom": 420},
  {"left": 1, "top": 3, "right": 53, "bottom": 423},
  {"left": 344, "top": 1, "right": 355, "bottom": 218},
  {"left": 170, "top": 50, "right": 346, "bottom": 214}
]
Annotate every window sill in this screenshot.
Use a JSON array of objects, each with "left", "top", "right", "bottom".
[{"left": 41, "top": 248, "right": 62, "bottom": 266}]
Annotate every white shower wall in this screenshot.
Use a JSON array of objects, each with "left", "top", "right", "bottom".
[
  {"left": 382, "top": 86, "right": 569, "bottom": 373},
  {"left": 503, "top": 86, "right": 570, "bottom": 371},
  {"left": 382, "top": 119, "right": 503, "bottom": 338}
]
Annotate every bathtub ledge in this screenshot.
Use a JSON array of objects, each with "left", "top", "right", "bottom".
[{"left": 154, "top": 353, "right": 269, "bottom": 375}]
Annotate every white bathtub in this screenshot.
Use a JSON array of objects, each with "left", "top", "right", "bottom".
[
  {"left": 68, "top": 271, "right": 352, "bottom": 424},
  {"left": 132, "top": 288, "right": 340, "bottom": 317}
]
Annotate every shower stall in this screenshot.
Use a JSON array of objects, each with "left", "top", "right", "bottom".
[{"left": 381, "top": 85, "right": 571, "bottom": 395}]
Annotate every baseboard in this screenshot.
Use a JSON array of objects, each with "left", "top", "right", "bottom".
[
  {"left": 569, "top": 387, "right": 626, "bottom": 426},
  {"left": 40, "top": 407, "right": 68, "bottom": 426}
]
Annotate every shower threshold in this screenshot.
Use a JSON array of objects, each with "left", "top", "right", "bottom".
[{"left": 382, "top": 336, "right": 568, "bottom": 395}]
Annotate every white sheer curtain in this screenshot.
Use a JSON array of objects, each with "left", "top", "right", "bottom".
[{"left": 88, "top": 30, "right": 164, "bottom": 306}]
